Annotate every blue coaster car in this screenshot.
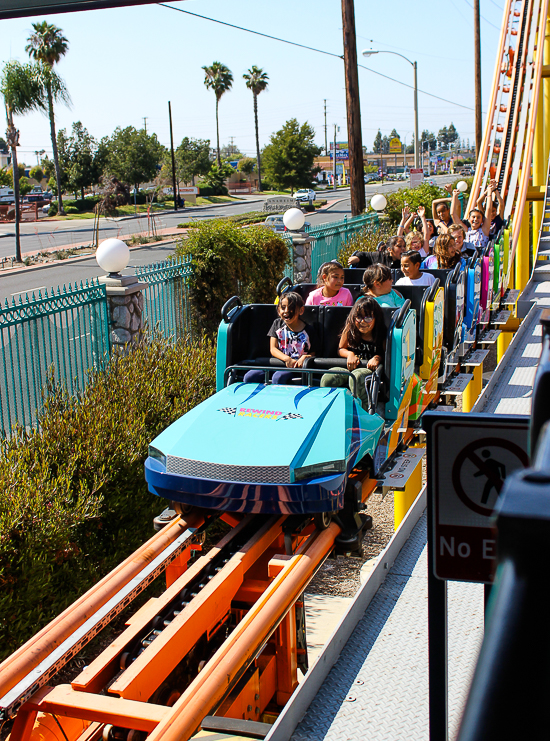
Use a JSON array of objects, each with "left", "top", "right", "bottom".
[
  {"left": 423, "top": 264, "right": 466, "bottom": 363},
  {"left": 145, "top": 297, "right": 415, "bottom": 516},
  {"left": 462, "top": 255, "right": 482, "bottom": 346}
]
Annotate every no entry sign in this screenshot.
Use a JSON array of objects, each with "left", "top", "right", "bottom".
[{"left": 425, "top": 411, "right": 529, "bottom": 582}]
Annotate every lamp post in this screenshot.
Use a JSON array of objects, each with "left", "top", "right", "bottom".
[{"left": 362, "top": 50, "right": 419, "bottom": 170}]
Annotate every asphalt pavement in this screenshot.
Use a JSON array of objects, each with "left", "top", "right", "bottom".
[{"left": 0, "top": 175, "right": 456, "bottom": 301}]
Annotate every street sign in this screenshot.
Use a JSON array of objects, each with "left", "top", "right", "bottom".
[
  {"left": 389, "top": 137, "right": 402, "bottom": 154},
  {"left": 410, "top": 168, "right": 424, "bottom": 187},
  {"left": 425, "top": 411, "right": 529, "bottom": 583}
]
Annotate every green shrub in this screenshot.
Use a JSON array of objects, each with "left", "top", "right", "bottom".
[
  {"left": 64, "top": 206, "right": 79, "bottom": 214},
  {"left": 48, "top": 202, "right": 58, "bottom": 216},
  {"left": 0, "top": 334, "right": 216, "bottom": 659},
  {"left": 198, "top": 185, "right": 228, "bottom": 197},
  {"left": 338, "top": 221, "right": 394, "bottom": 266},
  {"left": 175, "top": 219, "right": 290, "bottom": 335}
]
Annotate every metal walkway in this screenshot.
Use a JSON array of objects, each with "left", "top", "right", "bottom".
[{"left": 264, "top": 280, "right": 550, "bottom": 741}]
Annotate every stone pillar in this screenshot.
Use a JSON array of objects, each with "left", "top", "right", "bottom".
[
  {"left": 98, "top": 274, "right": 148, "bottom": 351},
  {"left": 291, "top": 234, "right": 313, "bottom": 283}
]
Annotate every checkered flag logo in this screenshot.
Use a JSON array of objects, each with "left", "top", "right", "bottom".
[
  {"left": 279, "top": 412, "right": 303, "bottom": 421},
  {"left": 218, "top": 407, "right": 237, "bottom": 416}
]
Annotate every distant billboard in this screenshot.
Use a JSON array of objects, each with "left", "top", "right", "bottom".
[
  {"left": 329, "top": 150, "right": 349, "bottom": 160},
  {"left": 389, "top": 137, "right": 402, "bottom": 154},
  {"left": 330, "top": 141, "right": 349, "bottom": 150},
  {"left": 0, "top": 0, "right": 154, "bottom": 20}
]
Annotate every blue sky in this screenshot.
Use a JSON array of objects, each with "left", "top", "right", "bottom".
[{"left": 0, "top": 0, "right": 504, "bottom": 165}]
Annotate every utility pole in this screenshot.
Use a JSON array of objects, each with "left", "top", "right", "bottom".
[
  {"left": 324, "top": 99, "right": 328, "bottom": 155},
  {"left": 229, "top": 136, "right": 235, "bottom": 157},
  {"left": 474, "top": 0, "right": 482, "bottom": 158},
  {"left": 341, "top": 0, "right": 365, "bottom": 215},
  {"left": 168, "top": 102, "right": 178, "bottom": 212},
  {"left": 143, "top": 117, "right": 148, "bottom": 134}
]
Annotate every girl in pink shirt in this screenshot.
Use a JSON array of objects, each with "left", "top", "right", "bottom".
[{"left": 306, "top": 261, "right": 353, "bottom": 306}]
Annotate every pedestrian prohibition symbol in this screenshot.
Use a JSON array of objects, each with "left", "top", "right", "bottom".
[{"left": 425, "top": 411, "right": 530, "bottom": 583}]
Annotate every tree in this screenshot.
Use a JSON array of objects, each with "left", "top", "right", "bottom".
[
  {"left": 175, "top": 137, "right": 211, "bottom": 185},
  {"left": 58, "top": 121, "right": 98, "bottom": 199},
  {"left": 421, "top": 130, "right": 437, "bottom": 152},
  {"left": 0, "top": 138, "right": 7, "bottom": 153},
  {"left": 0, "top": 169, "right": 11, "bottom": 186},
  {"left": 202, "top": 62, "right": 233, "bottom": 166},
  {"left": 381, "top": 135, "right": 389, "bottom": 154},
  {"left": 262, "top": 118, "right": 321, "bottom": 194},
  {"left": 202, "top": 162, "right": 234, "bottom": 193},
  {"left": 220, "top": 143, "right": 243, "bottom": 161},
  {"left": 26, "top": 22, "right": 71, "bottom": 215},
  {"left": 238, "top": 157, "right": 256, "bottom": 176},
  {"left": 389, "top": 128, "right": 400, "bottom": 141},
  {"left": 0, "top": 60, "right": 45, "bottom": 262},
  {"left": 243, "top": 66, "right": 269, "bottom": 192},
  {"left": 40, "top": 155, "right": 55, "bottom": 181},
  {"left": 437, "top": 123, "right": 459, "bottom": 148},
  {"left": 373, "top": 130, "right": 382, "bottom": 153},
  {"left": 29, "top": 165, "right": 44, "bottom": 183},
  {"left": 18, "top": 176, "right": 32, "bottom": 197},
  {"left": 104, "top": 126, "right": 165, "bottom": 190}
]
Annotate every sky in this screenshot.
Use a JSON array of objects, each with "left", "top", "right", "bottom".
[{"left": 0, "top": 0, "right": 505, "bottom": 166}]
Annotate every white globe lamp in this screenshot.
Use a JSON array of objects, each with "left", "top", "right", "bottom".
[
  {"left": 96, "top": 238, "right": 130, "bottom": 277},
  {"left": 370, "top": 194, "right": 387, "bottom": 211},
  {"left": 283, "top": 207, "right": 305, "bottom": 232},
  {"left": 457, "top": 180, "right": 468, "bottom": 192}
]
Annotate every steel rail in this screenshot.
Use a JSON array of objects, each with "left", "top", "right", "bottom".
[
  {"left": 467, "top": 0, "right": 516, "bottom": 212},
  {"left": 146, "top": 522, "right": 340, "bottom": 741},
  {"left": 0, "top": 512, "right": 207, "bottom": 720}
]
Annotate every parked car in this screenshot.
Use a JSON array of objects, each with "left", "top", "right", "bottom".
[
  {"left": 0, "top": 187, "right": 15, "bottom": 204},
  {"left": 294, "top": 189, "right": 316, "bottom": 202},
  {"left": 264, "top": 215, "right": 286, "bottom": 233},
  {"left": 263, "top": 215, "right": 311, "bottom": 233}
]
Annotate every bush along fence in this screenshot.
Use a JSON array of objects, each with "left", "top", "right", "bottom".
[
  {"left": 305, "top": 213, "right": 379, "bottom": 278},
  {"left": 0, "top": 217, "right": 379, "bottom": 436}
]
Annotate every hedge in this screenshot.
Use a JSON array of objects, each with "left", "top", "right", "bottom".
[
  {"left": 175, "top": 219, "right": 290, "bottom": 335},
  {"left": 0, "top": 334, "right": 216, "bottom": 659}
]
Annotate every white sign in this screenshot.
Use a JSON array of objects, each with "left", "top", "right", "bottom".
[
  {"left": 410, "top": 168, "right": 424, "bottom": 188},
  {"left": 427, "top": 412, "right": 529, "bottom": 582},
  {"left": 180, "top": 187, "right": 199, "bottom": 195}
]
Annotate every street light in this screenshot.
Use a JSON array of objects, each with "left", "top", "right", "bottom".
[{"left": 362, "top": 50, "right": 419, "bottom": 170}]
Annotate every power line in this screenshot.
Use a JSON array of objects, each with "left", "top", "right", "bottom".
[
  {"left": 158, "top": 3, "right": 475, "bottom": 111},
  {"left": 460, "top": 0, "right": 501, "bottom": 30}
]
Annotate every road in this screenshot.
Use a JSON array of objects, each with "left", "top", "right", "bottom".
[{"left": 0, "top": 175, "right": 456, "bottom": 302}]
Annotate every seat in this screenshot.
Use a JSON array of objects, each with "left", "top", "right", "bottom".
[
  {"left": 422, "top": 265, "right": 465, "bottom": 354},
  {"left": 343, "top": 268, "right": 365, "bottom": 284}
]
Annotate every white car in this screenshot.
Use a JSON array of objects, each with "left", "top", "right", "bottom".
[{"left": 294, "top": 189, "right": 316, "bottom": 202}]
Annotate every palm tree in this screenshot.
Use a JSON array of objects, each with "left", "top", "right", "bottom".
[
  {"left": 202, "top": 62, "right": 233, "bottom": 166},
  {"left": 26, "top": 21, "right": 70, "bottom": 215},
  {"left": 0, "top": 61, "right": 44, "bottom": 262},
  {"left": 243, "top": 66, "right": 269, "bottom": 192}
]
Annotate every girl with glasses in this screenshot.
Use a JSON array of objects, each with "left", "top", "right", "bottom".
[{"left": 320, "top": 297, "right": 386, "bottom": 410}]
